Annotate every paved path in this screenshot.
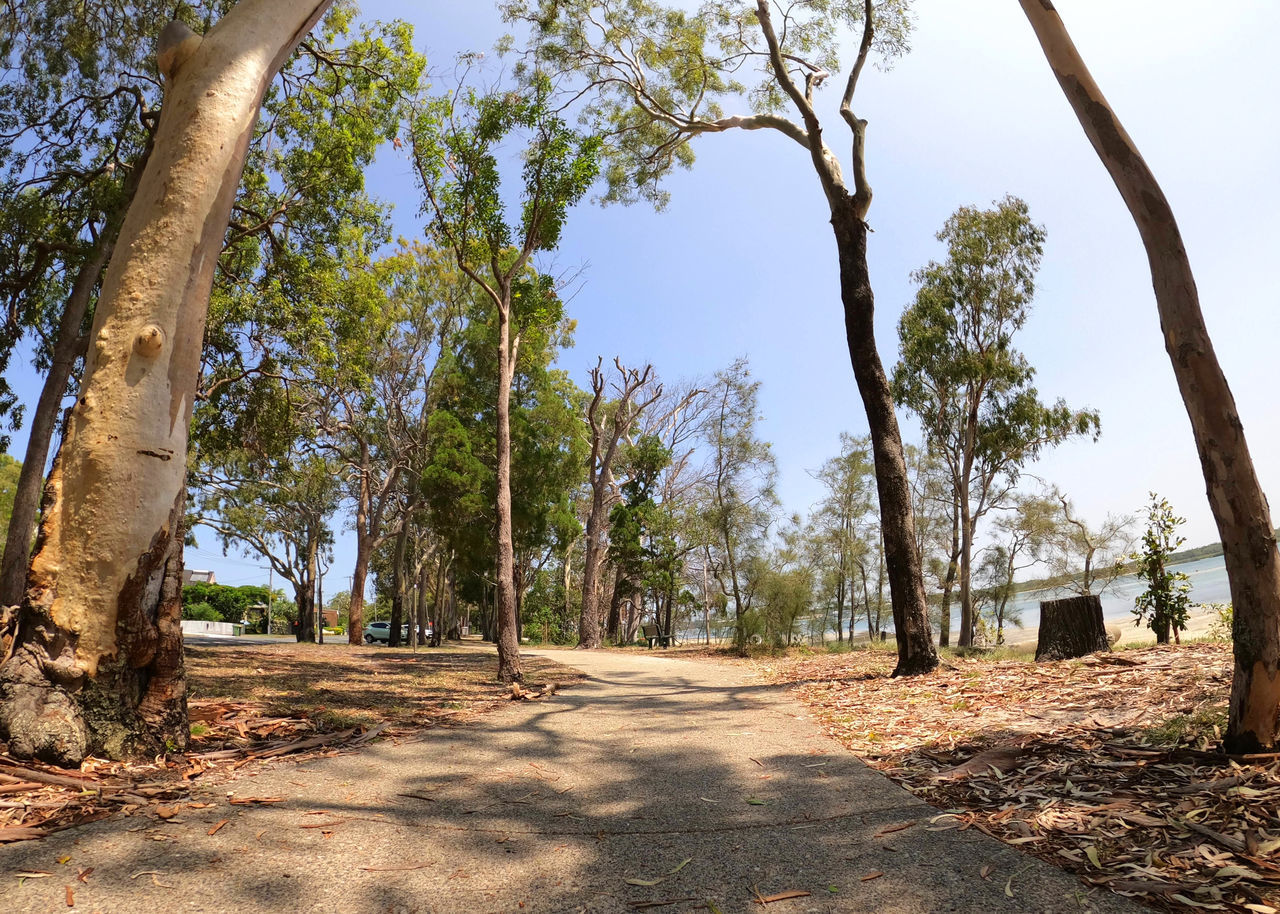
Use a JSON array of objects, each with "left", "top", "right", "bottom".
[{"left": 1, "top": 646, "right": 1142, "bottom": 913}]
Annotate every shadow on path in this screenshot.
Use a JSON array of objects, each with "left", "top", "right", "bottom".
[{"left": 0, "top": 647, "right": 1144, "bottom": 913}]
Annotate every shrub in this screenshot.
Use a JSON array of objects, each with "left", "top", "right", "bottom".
[
  {"left": 182, "top": 601, "right": 221, "bottom": 622},
  {"left": 1208, "top": 603, "right": 1233, "bottom": 642}
]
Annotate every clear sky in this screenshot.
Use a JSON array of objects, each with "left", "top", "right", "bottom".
[{"left": 8, "top": 1, "right": 1280, "bottom": 596}]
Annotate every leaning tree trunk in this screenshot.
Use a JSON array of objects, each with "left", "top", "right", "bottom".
[
  {"left": 1019, "top": 0, "right": 1280, "bottom": 752},
  {"left": 832, "top": 206, "right": 939, "bottom": 677},
  {"left": 1035, "top": 595, "right": 1109, "bottom": 662},
  {"left": 493, "top": 305, "right": 522, "bottom": 683},
  {"left": 0, "top": 239, "right": 113, "bottom": 609},
  {"left": 0, "top": 0, "right": 333, "bottom": 766}
]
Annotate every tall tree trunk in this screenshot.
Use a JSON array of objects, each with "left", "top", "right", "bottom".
[
  {"left": 0, "top": 0, "right": 332, "bottom": 765},
  {"left": 295, "top": 524, "right": 317, "bottom": 643},
  {"left": 0, "top": 136, "right": 156, "bottom": 610},
  {"left": 1, "top": 241, "right": 111, "bottom": 608},
  {"left": 414, "top": 556, "right": 430, "bottom": 648},
  {"left": 958, "top": 488, "right": 975, "bottom": 648},
  {"left": 389, "top": 517, "right": 410, "bottom": 647},
  {"left": 938, "top": 496, "right": 961, "bottom": 648},
  {"left": 832, "top": 207, "right": 938, "bottom": 676},
  {"left": 578, "top": 508, "right": 605, "bottom": 649},
  {"left": 1019, "top": 0, "right": 1280, "bottom": 751},
  {"left": 429, "top": 551, "right": 446, "bottom": 647},
  {"left": 494, "top": 307, "right": 522, "bottom": 683},
  {"left": 348, "top": 533, "right": 371, "bottom": 646}
]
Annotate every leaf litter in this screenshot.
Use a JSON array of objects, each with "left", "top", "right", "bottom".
[
  {"left": 0, "top": 643, "right": 582, "bottom": 844},
  {"left": 752, "top": 642, "right": 1279, "bottom": 914}
]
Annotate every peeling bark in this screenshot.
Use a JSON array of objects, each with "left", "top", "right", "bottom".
[
  {"left": 0, "top": 0, "right": 333, "bottom": 765},
  {"left": 1019, "top": 0, "right": 1280, "bottom": 749}
]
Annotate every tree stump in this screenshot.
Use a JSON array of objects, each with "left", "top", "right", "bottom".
[{"left": 1035, "top": 595, "right": 1110, "bottom": 662}]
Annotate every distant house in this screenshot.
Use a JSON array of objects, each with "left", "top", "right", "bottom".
[
  {"left": 183, "top": 569, "right": 217, "bottom": 585},
  {"left": 321, "top": 608, "right": 339, "bottom": 628}
]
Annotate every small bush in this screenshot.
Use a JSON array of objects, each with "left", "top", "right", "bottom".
[
  {"left": 183, "top": 601, "right": 221, "bottom": 622},
  {"left": 1208, "top": 603, "right": 1233, "bottom": 642}
]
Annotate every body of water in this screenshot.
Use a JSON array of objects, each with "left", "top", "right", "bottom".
[{"left": 998, "top": 554, "right": 1231, "bottom": 635}]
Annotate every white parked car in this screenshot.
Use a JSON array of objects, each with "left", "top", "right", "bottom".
[{"left": 363, "top": 621, "right": 408, "bottom": 644}]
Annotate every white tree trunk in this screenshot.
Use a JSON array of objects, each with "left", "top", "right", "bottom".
[{"left": 0, "top": 0, "right": 333, "bottom": 765}]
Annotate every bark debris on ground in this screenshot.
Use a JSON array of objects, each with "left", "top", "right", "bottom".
[{"left": 752, "top": 641, "right": 1279, "bottom": 914}]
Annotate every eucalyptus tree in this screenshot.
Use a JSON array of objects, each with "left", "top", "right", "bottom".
[
  {"left": 506, "top": 0, "right": 938, "bottom": 674},
  {"left": 811, "top": 433, "right": 876, "bottom": 642},
  {"left": 193, "top": 453, "right": 339, "bottom": 643},
  {"left": 1042, "top": 489, "right": 1132, "bottom": 598},
  {"left": 0, "top": 3, "right": 420, "bottom": 608},
  {"left": 578, "top": 359, "right": 661, "bottom": 648},
  {"left": 319, "top": 248, "right": 465, "bottom": 647},
  {"left": 904, "top": 443, "right": 959, "bottom": 644},
  {"left": 976, "top": 493, "right": 1055, "bottom": 645},
  {"left": 893, "top": 196, "right": 1099, "bottom": 648},
  {"left": 0, "top": 0, "right": 338, "bottom": 765},
  {"left": 1018, "top": 1, "right": 1280, "bottom": 752},
  {"left": 1132, "top": 494, "right": 1192, "bottom": 645},
  {"left": 410, "top": 76, "right": 600, "bottom": 682},
  {"left": 700, "top": 359, "right": 778, "bottom": 649}
]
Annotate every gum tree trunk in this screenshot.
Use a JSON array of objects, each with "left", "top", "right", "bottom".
[
  {"left": 1019, "top": 0, "right": 1280, "bottom": 750},
  {"left": 494, "top": 302, "right": 523, "bottom": 683},
  {"left": 832, "top": 207, "right": 939, "bottom": 676},
  {"left": 0, "top": 0, "right": 333, "bottom": 766}
]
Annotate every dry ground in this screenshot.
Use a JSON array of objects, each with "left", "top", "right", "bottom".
[
  {"left": 0, "top": 641, "right": 583, "bottom": 843},
  {"left": 736, "top": 641, "right": 1280, "bottom": 914}
]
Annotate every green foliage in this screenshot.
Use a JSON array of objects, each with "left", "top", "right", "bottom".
[
  {"left": 0, "top": 454, "right": 19, "bottom": 552},
  {"left": 411, "top": 76, "right": 602, "bottom": 265},
  {"left": 1132, "top": 494, "right": 1192, "bottom": 643},
  {"left": 1207, "top": 603, "right": 1233, "bottom": 642},
  {"left": 702, "top": 357, "right": 778, "bottom": 643},
  {"left": 521, "top": 569, "right": 578, "bottom": 644},
  {"left": 893, "top": 197, "right": 1099, "bottom": 641},
  {"left": 181, "top": 582, "right": 273, "bottom": 624},
  {"left": 503, "top": 0, "right": 913, "bottom": 206},
  {"left": 182, "top": 602, "right": 222, "bottom": 623}
]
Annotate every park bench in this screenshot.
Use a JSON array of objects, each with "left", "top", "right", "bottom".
[{"left": 641, "top": 622, "right": 673, "bottom": 649}]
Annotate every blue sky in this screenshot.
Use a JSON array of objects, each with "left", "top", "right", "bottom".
[{"left": 9, "top": 1, "right": 1280, "bottom": 596}]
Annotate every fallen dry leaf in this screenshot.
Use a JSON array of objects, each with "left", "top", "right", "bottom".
[
  {"left": 860, "top": 872, "right": 884, "bottom": 882},
  {"left": 757, "top": 889, "right": 812, "bottom": 903},
  {"left": 207, "top": 819, "right": 228, "bottom": 836}
]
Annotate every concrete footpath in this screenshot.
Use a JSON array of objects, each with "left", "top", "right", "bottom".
[{"left": 0, "top": 646, "right": 1143, "bottom": 913}]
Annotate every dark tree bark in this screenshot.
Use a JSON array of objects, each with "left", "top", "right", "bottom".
[
  {"left": 1019, "top": 0, "right": 1280, "bottom": 751},
  {"left": 833, "top": 209, "right": 939, "bottom": 676},
  {"left": 1035, "top": 595, "right": 1109, "bottom": 662},
  {"left": 745, "top": 0, "right": 939, "bottom": 675}
]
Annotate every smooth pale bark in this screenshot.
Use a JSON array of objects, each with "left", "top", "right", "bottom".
[
  {"left": 0, "top": 137, "right": 156, "bottom": 609},
  {"left": 0, "top": 239, "right": 112, "bottom": 608},
  {"left": 1019, "top": 0, "right": 1280, "bottom": 749},
  {"left": 493, "top": 305, "right": 522, "bottom": 683},
  {"left": 0, "top": 0, "right": 332, "bottom": 765}
]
